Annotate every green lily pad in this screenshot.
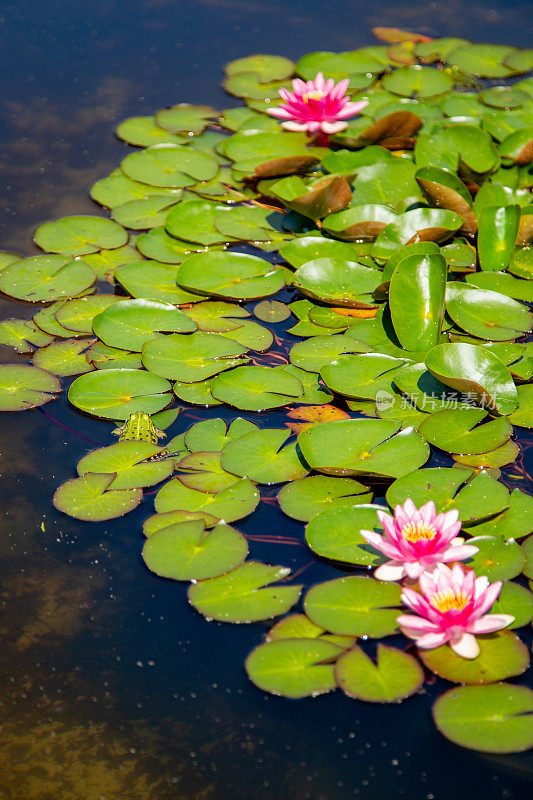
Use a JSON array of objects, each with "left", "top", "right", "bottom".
[
  {"left": 350, "top": 160, "right": 422, "bottom": 210},
  {"left": 176, "top": 451, "right": 241, "bottom": 493},
  {"left": 76, "top": 441, "right": 173, "bottom": 490},
  {"left": 279, "top": 236, "right": 361, "bottom": 268},
  {"left": 34, "top": 215, "right": 127, "bottom": 256},
  {"left": 93, "top": 299, "right": 197, "bottom": 351},
  {"left": 142, "top": 519, "right": 248, "bottom": 581},
  {"left": 115, "top": 116, "right": 187, "bottom": 146},
  {"left": 418, "top": 408, "right": 512, "bottom": 454},
  {"left": 0, "top": 365, "right": 61, "bottom": 411},
  {"left": 245, "top": 638, "right": 339, "bottom": 699},
  {"left": 184, "top": 417, "right": 259, "bottom": 452},
  {"left": 254, "top": 300, "right": 291, "bottom": 322},
  {"left": 293, "top": 258, "right": 381, "bottom": 309},
  {"left": 491, "top": 582, "right": 533, "bottom": 629},
  {"left": 305, "top": 504, "right": 383, "bottom": 566},
  {"left": 68, "top": 368, "right": 172, "bottom": 419},
  {"left": 304, "top": 576, "right": 402, "bottom": 637},
  {"left": 508, "top": 385, "right": 533, "bottom": 428},
  {"left": 121, "top": 145, "right": 219, "bottom": 188},
  {"left": 85, "top": 342, "right": 143, "bottom": 371},
  {"left": 464, "top": 271, "right": 533, "bottom": 302},
  {"left": 465, "top": 536, "right": 525, "bottom": 581},
  {"left": 154, "top": 476, "right": 260, "bottom": 522},
  {"left": 143, "top": 509, "right": 219, "bottom": 535},
  {"left": 387, "top": 467, "right": 510, "bottom": 526},
  {"left": 383, "top": 65, "right": 453, "bottom": 98},
  {"left": 225, "top": 54, "right": 295, "bottom": 82},
  {"left": 416, "top": 165, "right": 477, "bottom": 235},
  {"left": 432, "top": 683, "right": 533, "bottom": 754},
  {"left": 425, "top": 343, "right": 519, "bottom": 415},
  {"left": 54, "top": 295, "right": 123, "bottom": 334},
  {"left": 182, "top": 301, "right": 249, "bottom": 333},
  {"left": 136, "top": 226, "right": 203, "bottom": 263},
  {"left": 176, "top": 251, "right": 285, "bottom": 301},
  {"left": 210, "top": 365, "right": 303, "bottom": 410},
  {"left": 466, "top": 489, "right": 533, "bottom": 541},
  {"left": 446, "top": 283, "right": 533, "bottom": 342},
  {"left": 447, "top": 43, "right": 519, "bottom": 78},
  {"left": 477, "top": 204, "right": 521, "bottom": 272},
  {"left": 52, "top": 473, "right": 142, "bottom": 521},
  {"left": 389, "top": 253, "right": 447, "bottom": 350},
  {"left": 32, "top": 338, "right": 94, "bottom": 377},
  {"left": 0, "top": 318, "right": 56, "bottom": 352},
  {"left": 0, "top": 255, "right": 96, "bottom": 302},
  {"left": 336, "top": 644, "right": 424, "bottom": 703},
  {"left": 155, "top": 104, "right": 217, "bottom": 134},
  {"left": 421, "top": 631, "right": 529, "bottom": 685},
  {"left": 111, "top": 195, "right": 182, "bottom": 230},
  {"left": 278, "top": 476, "right": 372, "bottom": 522},
  {"left": 323, "top": 205, "right": 397, "bottom": 241},
  {"left": 220, "top": 428, "right": 308, "bottom": 484},
  {"left": 141, "top": 330, "right": 249, "bottom": 381},
  {"left": 188, "top": 561, "right": 301, "bottom": 623},
  {"left": 173, "top": 377, "right": 221, "bottom": 406},
  {"left": 298, "top": 417, "right": 429, "bottom": 478},
  {"left": 371, "top": 208, "right": 463, "bottom": 261},
  {"left": 453, "top": 440, "right": 520, "bottom": 469},
  {"left": 321, "top": 354, "right": 411, "bottom": 400},
  {"left": 289, "top": 334, "right": 369, "bottom": 373},
  {"left": 214, "top": 205, "right": 288, "bottom": 243},
  {"left": 114, "top": 260, "right": 201, "bottom": 304}
]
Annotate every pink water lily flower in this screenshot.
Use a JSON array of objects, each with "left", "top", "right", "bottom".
[
  {"left": 360, "top": 498, "right": 478, "bottom": 582},
  {"left": 397, "top": 563, "right": 514, "bottom": 659},
  {"left": 267, "top": 72, "right": 369, "bottom": 135}
]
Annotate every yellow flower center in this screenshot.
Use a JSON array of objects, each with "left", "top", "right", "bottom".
[
  {"left": 431, "top": 589, "right": 469, "bottom": 613},
  {"left": 302, "top": 90, "right": 327, "bottom": 103},
  {"left": 401, "top": 521, "right": 437, "bottom": 543}
]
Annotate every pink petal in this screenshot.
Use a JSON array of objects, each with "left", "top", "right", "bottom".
[
  {"left": 420, "top": 500, "right": 437, "bottom": 524},
  {"left": 321, "top": 120, "right": 348, "bottom": 133},
  {"left": 450, "top": 632, "right": 479, "bottom": 659},
  {"left": 472, "top": 581, "right": 502, "bottom": 617},
  {"left": 397, "top": 614, "right": 439, "bottom": 633},
  {"left": 404, "top": 561, "right": 425, "bottom": 580},
  {"left": 467, "top": 614, "right": 514, "bottom": 634},
  {"left": 440, "top": 544, "right": 479, "bottom": 562},
  {"left": 415, "top": 631, "right": 450, "bottom": 649},
  {"left": 281, "top": 120, "right": 309, "bottom": 132},
  {"left": 375, "top": 562, "right": 406, "bottom": 581},
  {"left": 267, "top": 107, "right": 295, "bottom": 119}
]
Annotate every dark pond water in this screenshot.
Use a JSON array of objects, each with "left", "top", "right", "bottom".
[{"left": 1, "top": 2, "right": 533, "bottom": 798}]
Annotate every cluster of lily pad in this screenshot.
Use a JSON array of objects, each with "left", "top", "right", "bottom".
[{"left": 1, "top": 28, "right": 533, "bottom": 754}]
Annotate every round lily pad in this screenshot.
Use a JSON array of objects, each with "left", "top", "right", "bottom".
[
  {"left": 254, "top": 300, "right": 291, "bottom": 322},
  {"left": 142, "top": 331, "right": 249, "bottom": 382},
  {"left": 298, "top": 417, "right": 429, "bottom": 478},
  {"left": 278, "top": 476, "right": 372, "bottom": 522},
  {"left": 154, "top": 477, "right": 260, "bottom": 522},
  {"left": 53, "top": 473, "right": 142, "bottom": 521},
  {"left": 336, "top": 644, "right": 424, "bottom": 703},
  {"left": 93, "top": 298, "right": 197, "bottom": 351},
  {"left": 220, "top": 428, "right": 309, "bottom": 484},
  {"left": 465, "top": 536, "right": 525, "bottom": 581},
  {"left": 418, "top": 408, "right": 512, "bottom": 454},
  {"left": 76, "top": 441, "right": 173, "bottom": 490},
  {"left": 304, "top": 576, "right": 402, "bottom": 637},
  {"left": 0, "top": 365, "right": 61, "bottom": 411},
  {"left": 386, "top": 467, "right": 510, "bottom": 527},
  {"left": 188, "top": 561, "right": 301, "bottom": 623},
  {"left": 55, "top": 295, "right": 124, "bottom": 333},
  {"left": 121, "top": 144, "right": 219, "bottom": 188},
  {"left": 142, "top": 519, "right": 248, "bottom": 581},
  {"left": 68, "top": 368, "right": 172, "bottom": 419},
  {"left": 184, "top": 417, "right": 259, "bottom": 452},
  {"left": 32, "top": 339, "right": 94, "bottom": 377},
  {"left": 293, "top": 258, "right": 381, "bottom": 308},
  {"left": 177, "top": 450, "right": 241, "bottom": 493},
  {"left": 245, "top": 638, "right": 339, "bottom": 699},
  {"left": 305, "top": 504, "right": 384, "bottom": 566},
  {"left": 421, "top": 630, "right": 529, "bottom": 685},
  {"left": 0, "top": 255, "right": 96, "bottom": 302},
  {"left": 210, "top": 366, "right": 303, "bottom": 411},
  {"left": 432, "top": 683, "right": 533, "bottom": 754},
  {"left": 176, "top": 251, "right": 285, "bottom": 301},
  {"left": 34, "top": 215, "right": 128, "bottom": 256},
  {"left": 491, "top": 582, "right": 533, "bottom": 629},
  {"left": 383, "top": 65, "right": 453, "bottom": 98}
]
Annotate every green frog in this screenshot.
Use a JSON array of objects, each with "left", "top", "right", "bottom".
[{"left": 112, "top": 411, "right": 166, "bottom": 444}]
